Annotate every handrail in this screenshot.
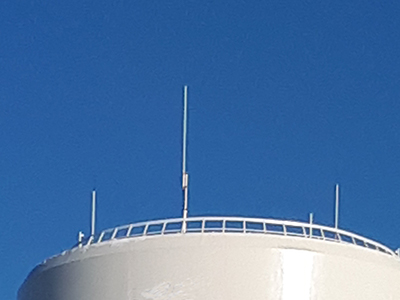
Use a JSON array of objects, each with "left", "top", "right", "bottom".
[{"left": 76, "top": 216, "right": 396, "bottom": 257}]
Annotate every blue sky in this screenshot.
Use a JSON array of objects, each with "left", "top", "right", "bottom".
[{"left": 3, "top": 0, "right": 400, "bottom": 298}]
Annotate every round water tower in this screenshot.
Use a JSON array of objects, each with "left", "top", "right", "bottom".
[{"left": 18, "top": 216, "right": 400, "bottom": 300}]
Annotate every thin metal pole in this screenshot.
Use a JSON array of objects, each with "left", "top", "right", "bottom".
[
  {"left": 78, "top": 231, "right": 84, "bottom": 248},
  {"left": 182, "top": 86, "right": 189, "bottom": 233},
  {"left": 182, "top": 86, "right": 188, "bottom": 175},
  {"left": 309, "top": 213, "right": 313, "bottom": 238},
  {"left": 91, "top": 190, "right": 96, "bottom": 237},
  {"left": 335, "top": 184, "right": 339, "bottom": 229}
]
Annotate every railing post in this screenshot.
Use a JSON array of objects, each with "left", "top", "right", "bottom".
[
  {"left": 161, "top": 222, "right": 167, "bottom": 235},
  {"left": 88, "top": 235, "right": 94, "bottom": 245},
  {"left": 111, "top": 228, "right": 118, "bottom": 240},
  {"left": 99, "top": 232, "right": 106, "bottom": 243},
  {"left": 336, "top": 232, "right": 341, "bottom": 242},
  {"left": 126, "top": 224, "right": 133, "bottom": 237},
  {"left": 301, "top": 226, "right": 306, "bottom": 237}
]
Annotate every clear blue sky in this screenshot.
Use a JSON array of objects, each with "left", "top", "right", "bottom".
[{"left": 3, "top": 1, "right": 400, "bottom": 298}]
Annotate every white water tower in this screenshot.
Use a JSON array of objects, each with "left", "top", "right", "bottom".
[
  {"left": 18, "top": 216, "right": 400, "bottom": 300},
  {"left": 18, "top": 88, "right": 400, "bottom": 300}
]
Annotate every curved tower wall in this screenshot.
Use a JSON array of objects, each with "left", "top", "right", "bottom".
[{"left": 19, "top": 233, "right": 400, "bottom": 300}]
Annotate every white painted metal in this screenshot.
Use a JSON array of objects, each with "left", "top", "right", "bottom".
[
  {"left": 335, "top": 184, "right": 339, "bottom": 229},
  {"left": 91, "top": 190, "right": 96, "bottom": 237},
  {"left": 69, "top": 216, "right": 396, "bottom": 255},
  {"left": 182, "top": 85, "right": 189, "bottom": 234},
  {"left": 78, "top": 231, "right": 84, "bottom": 248},
  {"left": 182, "top": 85, "right": 188, "bottom": 177},
  {"left": 18, "top": 216, "right": 400, "bottom": 300}
]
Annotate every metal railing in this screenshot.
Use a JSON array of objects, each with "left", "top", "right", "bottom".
[{"left": 76, "top": 216, "right": 395, "bottom": 257}]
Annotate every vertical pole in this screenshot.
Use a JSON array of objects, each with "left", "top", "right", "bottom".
[
  {"left": 78, "top": 231, "right": 84, "bottom": 248},
  {"left": 335, "top": 184, "right": 339, "bottom": 230},
  {"left": 182, "top": 86, "right": 188, "bottom": 177},
  {"left": 309, "top": 213, "right": 313, "bottom": 238},
  {"left": 91, "top": 190, "right": 96, "bottom": 237},
  {"left": 182, "top": 86, "right": 189, "bottom": 233}
]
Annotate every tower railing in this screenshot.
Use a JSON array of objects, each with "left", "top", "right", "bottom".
[{"left": 76, "top": 216, "right": 395, "bottom": 257}]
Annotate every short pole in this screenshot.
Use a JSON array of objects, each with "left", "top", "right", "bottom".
[
  {"left": 78, "top": 231, "right": 84, "bottom": 248},
  {"left": 91, "top": 190, "right": 96, "bottom": 237},
  {"left": 335, "top": 184, "right": 339, "bottom": 230}
]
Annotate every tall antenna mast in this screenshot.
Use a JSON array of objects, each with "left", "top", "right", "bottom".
[
  {"left": 182, "top": 85, "right": 189, "bottom": 233},
  {"left": 335, "top": 184, "right": 339, "bottom": 229},
  {"left": 91, "top": 189, "right": 96, "bottom": 237}
]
